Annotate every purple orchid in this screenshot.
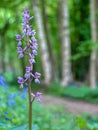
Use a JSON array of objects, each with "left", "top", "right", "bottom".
[
  {"left": 18, "top": 77, "right": 24, "bottom": 84},
  {"left": 16, "top": 8, "right": 41, "bottom": 103},
  {"left": 18, "top": 53, "right": 24, "bottom": 58},
  {"left": 34, "top": 72, "right": 41, "bottom": 78},
  {"left": 18, "top": 77, "right": 24, "bottom": 88},
  {"left": 35, "top": 92, "right": 42, "bottom": 103},
  {"left": 17, "top": 41, "right": 22, "bottom": 47},
  {"left": 16, "top": 34, "right": 22, "bottom": 41}
]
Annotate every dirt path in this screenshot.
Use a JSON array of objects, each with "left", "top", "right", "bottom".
[{"left": 42, "top": 95, "right": 98, "bottom": 115}]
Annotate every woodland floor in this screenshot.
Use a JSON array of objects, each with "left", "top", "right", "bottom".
[{"left": 42, "top": 95, "right": 98, "bottom": 115}]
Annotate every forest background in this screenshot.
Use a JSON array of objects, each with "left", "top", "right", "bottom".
[
  {"left": 0, "top": 0, "right": 98, "bottom": 89},
  {"left": 1, "top": 0, "right": 98, "bottom": 129}
]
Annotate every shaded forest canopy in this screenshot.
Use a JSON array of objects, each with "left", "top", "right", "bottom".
[{"left": 0, "top": 0, "right": 98, "bottom": 88}]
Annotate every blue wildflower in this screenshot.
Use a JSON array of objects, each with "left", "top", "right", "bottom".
[
  {"left": 9, "top": 93, "right": 16, "bottom": 99},
  {"left": 5, "top": 111, "right": 9, "bottom": 115},
  {"left": 5, "top": 117, "right": 9, "bottom": 121},
  {"left": 21, "top": 93, "right": 26, "bottom": 99},
  {"left": 7, "top": 99, "right": 15, "bottom": 106}
]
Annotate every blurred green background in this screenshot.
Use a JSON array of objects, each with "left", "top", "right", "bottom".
[{"left": 1, "top": 0, "right": 98, "bottom": 129}]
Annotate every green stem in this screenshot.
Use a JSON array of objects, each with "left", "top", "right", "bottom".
[
  {"left": 28, "top": 78, "right": 32, "bottom": 130},
  {"left": 27, "top": 36, "right": 32, "bottom": 130}
]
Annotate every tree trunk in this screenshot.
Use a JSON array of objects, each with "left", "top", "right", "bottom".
[
  {"left": 0, "top": 21, "right": 9, "bottom": 73},
  {"left": 95, "top": 0, "right": 98, "bottom": 80},
  {"left": 1, "top": 36, "right": 6, "bottom": 73},
  {"left": 59, "top": 0, "right": 72, "bottom": 86},
  {"left": 41, "top": 0, "right": 57, "bottom": 81},
  {"left": 32, "top": 0, "right": 52, "bottom": 84},
  {"left": 89, "top": 0, "right": 97, "bottom": 89}
]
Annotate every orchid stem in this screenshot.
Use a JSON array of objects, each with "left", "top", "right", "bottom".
[{"left": 28, "top": 78, "right": 32, "bottom": 130}]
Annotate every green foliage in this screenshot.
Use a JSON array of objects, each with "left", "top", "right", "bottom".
[
  {"left": 85, "top": 90, "right": 98, "bottom": 103},
  {"left": 45, "top": 82, "right": 98, "bottom": 102},
  {"left": 62, "top": 86, "right": 91, "bottom": 98},
  {"left": 62, "top": 86, "right": 98, "bottom": 103},
  {"left": 47, "top": 82, "right": 63, "bottom": 96},
  {"left": 71, "top": 40, "right": 98, "bottom": 60},
  {"left": 69, "top": 0, "right": 91, "bottom": 80},
  {"left": 1, "top": 86, "right": 98, "bottom": 129},
  {"left": 46, "top": 83, "right": 98, "bottom": 103},
  {"left": 0, "top": 0, "right": 95, "bottom": 82},
  {"left": 3, "top": 72, "right": 15, "bottom": 83}
]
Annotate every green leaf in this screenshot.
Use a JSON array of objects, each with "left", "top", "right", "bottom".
[
  {"left": 13, "top": 124, "right": 39, "bottom": 130},
  {"left": 0, "top": 123, "right": 7, "bottom": 130}
]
